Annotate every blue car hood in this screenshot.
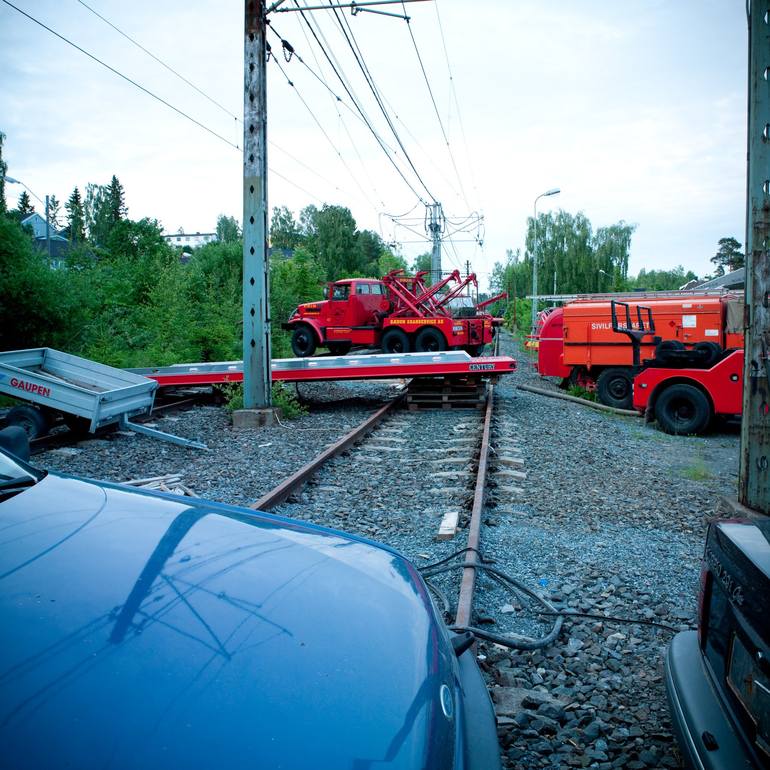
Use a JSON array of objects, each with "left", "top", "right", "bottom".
[{"left": 0, "top": 474, "right": 458, "bottom": 770}]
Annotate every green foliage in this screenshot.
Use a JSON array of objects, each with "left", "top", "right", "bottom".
[
  {"left": 216, "top": 214, "right": 241, "bottom": 244},
  {"left": 567, "top": 385, "right": 597, "bottom": 402},
  {"left": 16, "top": 190, "right": 33, "bottom": 215},
  {"left": 65, "top": 187, "right": 86, "bottom": 243},
  {"left": 219, "top": 382, "right": 307, "bottom": 419},
  {"left": 0, "top": 132, "right": 6, "bottom": 215},
  {"left": 270, "top": 206, "right": 301, "bottom": 249},
  {"left": 0, "top": 214, "right": 75, "bottom": 349},
  {"left": 711, "top": 237, "right": 744, "bottom": 277},
  {"left": 625, "top": 265, "right": 698, "bottom": 291}
]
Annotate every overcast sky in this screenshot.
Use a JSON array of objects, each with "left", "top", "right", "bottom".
[{"left": 0, "top": 1, "right": 749, "bottom": 288}]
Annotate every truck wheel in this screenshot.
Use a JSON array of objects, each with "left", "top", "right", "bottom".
[
  {"left": 4, "top": 405, "right": 50, "bottom": 439},
  {"left": 291, "top": 325, "right": 317, "bottom": 357},
  {"left": 415, "top": 327, "right": 447, "bottom": 353},
  {"left": 327, "top": 342, "right": 351, "bottom": 356},
  {"left": 596, "top": 368, "right": 633, "bottom": 409},
  {"left": 381, "top": 328, "right": 410, "bottom": 354},
  {"left": 654, "top": 384, "right": 711, "bottom": 435}
]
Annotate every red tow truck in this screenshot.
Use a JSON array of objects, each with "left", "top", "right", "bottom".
[
  {"left": 610, "top": 301, "right": 744, "bottom": 434},
  {"left": 283, "top": 269, "right": 505, "bottom": 357}
]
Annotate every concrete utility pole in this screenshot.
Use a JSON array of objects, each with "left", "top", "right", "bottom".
[
  {"left": 236, "top": 0, "right": 274, "bottom": 427},
  {"left": 45, "top": 194, "right": 51, "bottom": 262},
  {"left": 739, "top": 0, "right": 770, "bottom": 513},
  {"left": 428, "top": 202, "right": 443, "bottom": 285}
]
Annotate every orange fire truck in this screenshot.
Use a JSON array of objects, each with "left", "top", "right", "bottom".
[{"left": 535, "top": 292, "right": 744, "bottom": 409}]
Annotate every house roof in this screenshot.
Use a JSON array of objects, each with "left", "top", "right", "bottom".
[{"left": 692, "top": 267, "right": 745, "bottom": 290}]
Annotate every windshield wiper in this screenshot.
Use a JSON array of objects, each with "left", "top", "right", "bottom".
[{"left": 0, "top": 477, "right": 37, "bottom": 499}]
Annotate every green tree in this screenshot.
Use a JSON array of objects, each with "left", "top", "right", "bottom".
[
  {"left": 0, "top": 132, "right": 7, "bottom": 215},
  {"left": 84, "top": 183, "right": 111, "bottom": 245},
  {"left": 48, "top": 194, "right": 61, "bottom": 230},
  {"left": 65, "top": 187, "right": 86, "bottom": 244},
  {"left": 411, "top": 251, "right": 433, "bottom": 279},
  {"left": 270, "top": 205, "right": 302, "bottom": 249},
  {"left": 310, "top": 204, "right": 358, "bottom": 279},
  {"left": 216, "top": 214, "right": 241, "bottom": 244},
  {"left": 16, "top": 190, "right": 34, "bottom": 216},
  {"left": 107, "top": 175, "right": 127, "bottom": 224},
  {"left": 711, "top": 237, "right": 744, "bottom": 276}
]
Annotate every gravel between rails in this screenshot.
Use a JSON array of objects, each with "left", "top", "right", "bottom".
[{"left": 31, "top": 338, "right": 741, "bottom": 770}]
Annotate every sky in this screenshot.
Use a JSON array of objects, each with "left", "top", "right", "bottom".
[{"left": 0, "top": 0, "right": 749, "bottom": 290}]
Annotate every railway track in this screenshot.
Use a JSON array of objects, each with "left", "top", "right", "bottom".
[{"left": 251, "top": 368, "right": 547, "bottom": 659}]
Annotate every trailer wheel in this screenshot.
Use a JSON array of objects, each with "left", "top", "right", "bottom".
[
  {"left": 654, "top": 383, "right": 711, "bottom": 435},
  {"left": 291, "top": 325, "right": 317, "bottom": 357},
  {"left": 415, "top": 327, "right": 447, "bottom": 353},
  {"left": 327, "top": 342, "right": 352, "bottom": 356},
  {"left": 381, "top": 328, "right": 410, "bottom": 354},
  {"left": 4, "top": 405, "right": 50, "bottom": 439},
  {"left": 596, "top": 368, "right": 633, "bottom": 409}
]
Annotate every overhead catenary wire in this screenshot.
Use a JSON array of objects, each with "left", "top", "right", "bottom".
[
  {"left": 325, "top": 0, "right": 438, "bottom": 203},
  {"left": 74, "top": 0, "right": 348, "bottom": 200},
  {"left": 291, "top": 1, "right": 428, "bottom": 206},
  {"left": 75, "top": 0, "right": 241, "bottom": 123},
  {"left": 399, "top": 1, "right": 471, "bottom": 210},
  {"left": 270, "top": 51, "right": 380, "bottom": 212},
  {"left": 2, "top": 0, "right": 333, "bottom": 206},
  {"left": 1, "top": 0, "right": 241, "bottom": 151}
]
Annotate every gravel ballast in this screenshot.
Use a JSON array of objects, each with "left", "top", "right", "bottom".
[{"left": 30, "top": 335, "right": 741, "bottom": 769}]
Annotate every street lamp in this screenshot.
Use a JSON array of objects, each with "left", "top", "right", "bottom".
[
  {"left": 531, "top": 187, "right": 560, "bottom": 332},
  {"left": 6, "top": 176, "right": 52, "bottom": 259}
]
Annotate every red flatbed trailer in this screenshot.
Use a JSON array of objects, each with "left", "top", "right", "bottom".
[{"left": 130, "top": 351, "right": 517, "bottom": 388}]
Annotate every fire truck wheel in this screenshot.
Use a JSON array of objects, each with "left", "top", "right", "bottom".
[
  {"left": 414, "top": 327, "right": 447, "bottom": 353},
  {"left": 327, "top": 342, "right": 352, "bottom": 356},
  {"left": 291, "top": 326, "right": 317, "bottom": 357},
  {"left": 654, "top": 384, "right": 711, "bottom": 435},
  {"left": 4, "top": 405, "right": 50, "bottom": 440},
  {"left": 381, "top": 328, "right": 410, "bottom": 354},
  {"left": 596, "top": 368, "right": 633, "bottom": 409}
]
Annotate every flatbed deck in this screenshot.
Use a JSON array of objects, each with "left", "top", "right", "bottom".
[{"left": 130, "top": 351, "right": 517, "bottom": 387}]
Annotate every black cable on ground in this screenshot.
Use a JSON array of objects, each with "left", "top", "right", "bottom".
[{"left": 536, "top": 609, "right": 685, "bottom": 634}]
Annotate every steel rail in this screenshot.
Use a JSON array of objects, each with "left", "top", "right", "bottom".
[
  {"left": 250, "top": 395, "right": 403, "bottom": 511},
  {"left": 454, "top": 382, "right": 495, "bottom": 628}
]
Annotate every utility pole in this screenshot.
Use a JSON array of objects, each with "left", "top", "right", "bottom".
[
  {"left": 428, "top": 202, "right": 443, "bottom": 285},
  {"left": 45, "top": 194, "right": 51, "bottom": 262},
  {"left": 236, "top": 0, "right": 274, "bottom": 427},
  {"left": 739, "top": 0, "right": 770, "bottom": 513}
]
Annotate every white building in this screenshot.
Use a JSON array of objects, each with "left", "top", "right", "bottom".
[{"left": 163, "top": 230, "right": 218, "bottom": 249}]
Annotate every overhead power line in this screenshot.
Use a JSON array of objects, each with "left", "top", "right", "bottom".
[
  {"left": 2, "top": 0, "right": 332, "bottom": 204},
  {"left": 327, "top": 0, "right": 438, "bottom": 202},
  {"left": 400, "top": 1, "right": 470, "bottom": 209},
  {"left": 2, "top": 0, "right": 240, "bottom": 151},
  {"left": 291, "top": 1, "right": 428, "bottom": 205},
  {"left": 75, "top": 0, "right": 240, "bottom": 123}
]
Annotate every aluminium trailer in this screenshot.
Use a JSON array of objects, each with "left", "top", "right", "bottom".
[{"left": 0, "top": 348, "right": 205, "bottom": 448}]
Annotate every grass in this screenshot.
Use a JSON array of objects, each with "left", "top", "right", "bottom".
[
  {"left": 680, "top": 456, "right": 713, "bottom": 481},
  {"left": 219, "top": 382, "right": 307, "bottom": 419},
  {"left": 566, "top": 385, "right": 598, "bottom": 402}
]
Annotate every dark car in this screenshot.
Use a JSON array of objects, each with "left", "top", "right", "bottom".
[
  {"left": 665, "top": 517, "right": 770, "bottom": 769},
  {"left": 0, "top": 438, "right": 500, "bottom": 770}
]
